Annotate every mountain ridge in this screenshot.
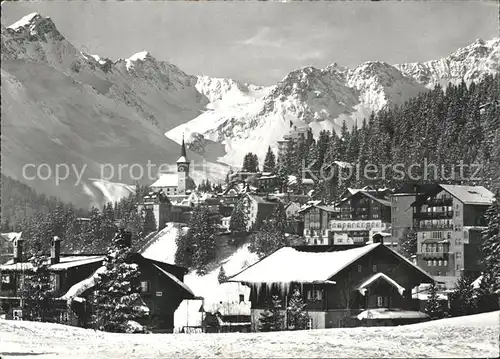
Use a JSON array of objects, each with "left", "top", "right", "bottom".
[{"left": 2, "top": 12, "right": 499, "bottom": 207}]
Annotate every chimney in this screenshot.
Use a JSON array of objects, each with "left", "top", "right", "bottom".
[
  {"left": 372, "top": 233, "right": 384, "bottom": 245},
  {"left": 51, "top": 236, "right": 62, "bottom": 264},
  {"left": 13, "top": 237, "right": 24, "bottom": 263}
]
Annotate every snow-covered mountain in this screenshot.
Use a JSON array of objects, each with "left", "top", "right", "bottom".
[
  {"left": 2, "top": 13, "right": 498, "bottom": 207},
  {"left": 395, "top": 38, "right": 500, "bottom": 87},
  {"left": 1, "top": 13, "right": 226, "bottom": 208},
  {"left": 167, "top": 38, "right": 499, "bottom": 167}
]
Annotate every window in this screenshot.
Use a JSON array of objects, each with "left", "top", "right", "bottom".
[
  {"left": 372, "top": 265, "right": 377, "bottom": 273},
  {"left": 456, "top": 264, "right": 460, "bottom": 270},
  {"left": 438, "top": 260, "right": 442, "bottom": 266},
  {"left": 443, "top": 260, "right": 448, "bottom": 266},
  {"left": 307, "top": 289, "right": 323, "bottom": 301},
  {"left": 1, "top": 274, "right": 10, "bottom": 284},
  {"left": 239, "top": 294, "right": 244, "bottom": 303},
  {"left": 456, "top": 252, "right": 462, "bottom": 260},
  {"left": 377, "top": 296, "right": 384, "bottom": 307},
  {"left": 432, "top": 260, "right": 437, "bottom": 266},
  {"left": 357, "top": 265, "right": 362, "bottom": 273},
  {"left": 307, "top": 317, "right": 313, "bottom": 330},
  {"left": 51, "top": 274, "right": 60, "bottom": 291},
  {"left": 427, "top": 260, "right": 432, "bottom": 266},
  {"left": 140, "top": 281, "right": 151, "bottom": 293},
  {"left": 59, "top": 311, "right": 69, "bottom": 323}
]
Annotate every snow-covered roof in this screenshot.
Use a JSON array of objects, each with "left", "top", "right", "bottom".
[
  {"left": 153, "top": 264, "right": 195, "bottom": 297},
  {"left": 0, "top": 232, "right": 22, "bottom": 242},
  {"left": 59, "top": 266, "right": 106, "bottom": 301},
  {"left": 357, "top": 308, "right": 429, "bottom": 320},
  {"left": 0, "top": 256, "right": 104, "bottom": 272},
  {"left": 472, "top": 275, "right": 483, "bottom": 290},
  {"left": 439, "top": 184, "right": 494, "bottom": 205},
  {"left": 358, "top": 273, "right": 405, "bottom": 296},
  {"left": 151, "top": 173, "right": 178, "bottom": 188},
  {"left": 230, "top": 244, "right": 380, "bottom": 284}
]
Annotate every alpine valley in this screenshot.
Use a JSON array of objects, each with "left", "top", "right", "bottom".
[{"left": 2, "top": 12, "right": 499, "bottom": 209}]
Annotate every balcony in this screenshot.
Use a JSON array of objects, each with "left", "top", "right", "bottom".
[
  {"left": 417, "top": 224, "right": 454, "bottom": 231},
  {"left": 426, "top": 197, "right": 453, "bottom": 206},
  {"left": 415, "top": 211, "right": 454, "bottom": 220},
  {"left": 418, "top": 252, "right": 452, "bottom": 260}
]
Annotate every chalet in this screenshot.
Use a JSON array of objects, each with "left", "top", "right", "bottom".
[
  {"left": 299, "top": 203, "right": 339, "bottom": 245},
  {"left": 0, "top": 232, "right": 194, "bottom": 332},
  {"left": 229, "top": 240, "right": 434, "bottom": 330},
  {"left": 329, "top": 188, "right": 393, "bottom": 246}
]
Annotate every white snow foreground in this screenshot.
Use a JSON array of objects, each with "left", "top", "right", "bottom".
[{"left": 0, "top": 311, "right": 498, "bottom": 358}]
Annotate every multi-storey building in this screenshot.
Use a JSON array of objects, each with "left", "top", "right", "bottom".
[
  {"left": 328, "top": 189, "right": 393, "bottom": 246},
  {"left": 276, "top": 125, "right": 313, "bottom": 164},
  {"left": 413, "top": 184, "right": 494, "bottom": 279},
  {"left": 300, "top": 204, "right": 338, "bottom": 245}
]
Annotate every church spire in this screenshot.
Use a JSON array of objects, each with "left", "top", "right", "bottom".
[{"left": 181, "top": 133, "right": 187, "bottom": 158}]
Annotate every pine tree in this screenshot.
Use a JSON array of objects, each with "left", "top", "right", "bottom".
[
  {"left": 90, "top": 229, "right": 148, "bottom": 333},
  {"left": 242, "top": 153, "right": 259, "bottom": 173},
  {"left": 142, "top": 207, "right": 157, "bottom": 234},
  {"left": 249, "top": 205, "right": 288, "bottom": 258},
  {"left": 449, "top": 276, "right": 477, "bottom": 317},
  {"left": 259, "top": 294, "right": 284, "bottom": 332},
  {"left": 481, "top": 192, "right": 500, "bottom": 293},
  {"left": 23, "top": 251, "right": 54, "bottom": 322},
  {"left": 229, "top": 202, "right": 247, "bottom": 233},
  {"left": 474, "top": 271, "right": 500, "bottom": 313},
  {"left": 286, "top": 287, "right": 309, "bottom": 330},
  {"left": 424, "top": 282, "right": 443, "bottom": 319},
  {"left": 399, "top": 228, "right": 417, "bottom": 259},
  {"left": 218, "top": 266, "right": 228, "bottom": 284},
  {"left": 179, "top": 206, "right": 217, "bottom": 275},
  {"left": 263, "top": 146, "right": 277, "bottom": 173}
]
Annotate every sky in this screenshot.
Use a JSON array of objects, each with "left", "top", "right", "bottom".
[{"left": 1, "top": 1, "right": 498, "bottom": 85}]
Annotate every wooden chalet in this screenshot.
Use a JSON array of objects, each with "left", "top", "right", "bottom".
[
  {"left": 0, "top": 232, "right": 194, "bottom": 332},
  {"left": 229, "top": 240, "right": 434, "bottom": 330}
]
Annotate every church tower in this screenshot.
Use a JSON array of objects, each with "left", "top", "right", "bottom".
[{"left": 177, "top": 135, "right": 191, "bottom": 194}]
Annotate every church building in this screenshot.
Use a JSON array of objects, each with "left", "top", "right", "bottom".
[{"left": 151, "top": 137, "right": 196, "bottom": 197}]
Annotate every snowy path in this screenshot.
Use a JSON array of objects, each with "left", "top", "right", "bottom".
[{"left": 1, "top": 311, "right": 498, "bottom": 358}]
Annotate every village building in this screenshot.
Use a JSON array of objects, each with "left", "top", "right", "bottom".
[
  {"left": 239, "top": 194, "right": 283, "bottom": 232},
  {"left": 0, "top": 232, "right": 194, "bottom": 332},
  {"left": 0, "top": 232, "right": 18, "bottom": 265},
  {"left": 412, "top": 184, "right": 494, "bottom": 281},
  {"left": 137, "top": 191, "right": 172, "bottom": 231},
  {"left": 150, "top": 136, "right": 196, "bottom": 197},
  {"left": 229, "top": 239, "right": 434, "bottom": 330}
]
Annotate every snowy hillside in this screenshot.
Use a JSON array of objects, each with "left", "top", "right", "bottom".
[
  {"left": 1, "top": 311, "right": 498, "bottom": 358},
  {"left": 140, "top": 225, "right": 259, "bottom": 312}
]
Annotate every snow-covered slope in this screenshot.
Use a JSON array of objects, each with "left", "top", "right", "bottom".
[
  {"left": 140, "top": 226, "right": 259, "bottom": 313},
  {"left": 1, "top": 311, "right": 498, "bottom": 358}
]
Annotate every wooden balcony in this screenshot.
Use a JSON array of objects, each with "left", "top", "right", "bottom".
[{"left": 415, "top": 211, "right": 454, "bottom": 220}]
